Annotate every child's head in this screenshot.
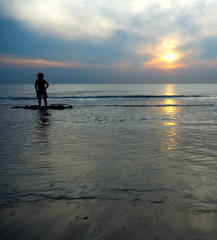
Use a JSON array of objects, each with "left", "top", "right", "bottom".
[{"left": 37, "top": 73, "right": 44, "bottom": 80}]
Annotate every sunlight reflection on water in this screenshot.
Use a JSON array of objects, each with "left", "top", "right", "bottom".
[
  {"left": 157, "top": 85, "right": 181, "bottom": 157},
  {"left": 1, "top": 84, "right": 217, "bottom": 216}
]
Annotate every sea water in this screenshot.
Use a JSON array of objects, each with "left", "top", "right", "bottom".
[{"left": 1, "top": 84, "right": 217, "bottom": 213}]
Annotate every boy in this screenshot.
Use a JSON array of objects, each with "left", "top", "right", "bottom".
[{"left": 35, "top": 73, "right": 49, "bottom": 107}]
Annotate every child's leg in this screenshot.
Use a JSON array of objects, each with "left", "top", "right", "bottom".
[
  {"left": 43, "top": 96, "right": 47, "bottom": 107},
  {"left": 38, "top": 97, "right": 41, "bottom": 107}
]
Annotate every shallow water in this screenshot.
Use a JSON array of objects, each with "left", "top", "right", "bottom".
[{"left": 1, "top": 84, "right": 217, "bottom": 214}]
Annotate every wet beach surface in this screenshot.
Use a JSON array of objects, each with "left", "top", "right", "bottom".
[{"left": 1, "top": 84, "right": 217, "bottom": 239}]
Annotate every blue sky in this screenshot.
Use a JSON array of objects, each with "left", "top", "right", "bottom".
[{"left": 1, "top": 0, "right": 217, "bottom": 83}]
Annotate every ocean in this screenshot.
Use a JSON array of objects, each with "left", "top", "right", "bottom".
[{"left": 1, "top": 83, "right": 217, "bottom": 239}]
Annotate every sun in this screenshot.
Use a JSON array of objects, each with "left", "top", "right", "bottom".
[{"left": 163, "top": 53, "right": 177, "bottom": 62}]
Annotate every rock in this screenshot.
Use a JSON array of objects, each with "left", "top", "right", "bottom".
[{"left": 11, "top": 104, "right": 73, "bottom": 110}]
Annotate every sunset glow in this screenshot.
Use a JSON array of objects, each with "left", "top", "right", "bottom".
[
  {"left": 163, "top": 53, "right": 178, "bottom": 62},
  {"left": 143, "top": 38, "right": 185, "bottom": 70},
  {"left": 1, "top": 0, "right": 217, "bottom": 83}
]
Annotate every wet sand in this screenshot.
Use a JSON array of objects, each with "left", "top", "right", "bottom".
[{"left": 1, "top": 199, "right": 217, "bottom": 240}]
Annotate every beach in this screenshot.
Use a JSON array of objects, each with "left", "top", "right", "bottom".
[
  {"left": 2, "top": 198, "right": 217, "bottom": 240},
  {"left": 1, "top": 84, "right": 217, "bottom": 239}
]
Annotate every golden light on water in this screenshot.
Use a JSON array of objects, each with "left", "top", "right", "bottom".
[
  {"left": 163, "top": 86, "right": 178, "bottom": 116},
  {"left": 164, "top": 99, "right": 177, "bottom": 116},
  {"left": 161, "top": 127, "right": 178, "bottom": 154},
  {"left": 163, "top": 122, "right": 178, "bottom": 126},
  {"left": 165, "top": 98, "right": 176, "bottom": 105},
  {"left": 157, "top": 84, "right": 181, "bottom": 157},
  {"left": 162, "top": 85, "right": 179, "bottom": 120},
  {"left": 164, "top": 85, "right": 175, "bottom": 95}
]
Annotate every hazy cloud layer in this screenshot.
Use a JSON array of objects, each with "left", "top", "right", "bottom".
[
  {"left": 2, "top": 0, "right": 217, "bottom": 41},
  {"left": 1, "top": 0, "right": 217, "bottom": 82}
]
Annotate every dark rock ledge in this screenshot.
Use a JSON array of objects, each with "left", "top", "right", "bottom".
[{"left": 11, "top": 104, "right": 73, "bottom": 110}]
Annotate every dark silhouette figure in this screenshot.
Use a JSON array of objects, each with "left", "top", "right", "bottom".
[{"left": 35, "top": 73, "right": 49, "bottom": 107}]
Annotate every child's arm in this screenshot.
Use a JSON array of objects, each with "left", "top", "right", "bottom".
[
  {"left": 35, "top": 80, "right": 38, "bottom": 92},
  {"left": 45, "top": 80, "right": 49, "bottom": 89}
]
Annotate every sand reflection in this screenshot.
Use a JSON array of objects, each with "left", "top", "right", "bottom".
[{"left": 158, "top": 85, "right": 181, "bottom": 156}]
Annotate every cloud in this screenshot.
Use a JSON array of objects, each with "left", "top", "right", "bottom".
[
  {"left": 0, "top": 54, "right": 130, "bottom": 70},
  {"left": 0, "top": 0, "right": 118, "bottom": 42},
  {"left": 1, "top": 0, "right": 217, "bottom": 42},
  {"left": 2, "top": 0, "right": 217, "bottom": 73},
  {"left": 0, "top": 55, "right": 67, "bottom": 67}
]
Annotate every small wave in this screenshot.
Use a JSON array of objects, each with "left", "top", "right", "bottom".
[
  {"left": 10, "top": 192, "right": 166, "bottom": 204},
  {"left": 115, "top": 188, "right": 155, "bottom": 193},
  {"left": 110, "top": 104, "right": 214, "bottom": 107},
  {"left": 0, "top": 96, "right": 36, "bottom": 101},
  {"left": 0, "top": 94, "right": 207, "bottom": 101},
  {"left": 49, "top": 94, "right": 205, "bottom": 99},
  {"left": 14, "top": 193, "right": 122, "bottom": 201},
  {"left": 77, "top": 104, "right": 214, "bottom": 107}
]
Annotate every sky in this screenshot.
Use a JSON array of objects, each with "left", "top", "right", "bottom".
[{"left": 1, "top": 0, "right": 217, "bottom": 83}]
